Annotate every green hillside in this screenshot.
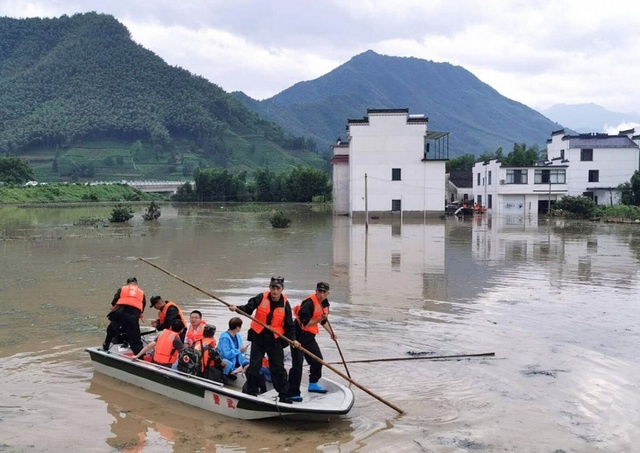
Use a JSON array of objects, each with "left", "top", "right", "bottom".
[
  {"left": 233, "top": 50, "right": 563, "bottom": 157},
  {"left": 0, "top": 13, "right": 325, "bottom": 182}
]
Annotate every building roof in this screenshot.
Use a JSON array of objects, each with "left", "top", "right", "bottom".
[
  {"left": 448, "top": 170, "right": 472, "bottom": 188},
  {"left": 563, "top": 134, "right": 638, "bottom": 149}
]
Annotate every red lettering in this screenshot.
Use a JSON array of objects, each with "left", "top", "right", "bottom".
[
  {"left": 213, "top": 394, "right": 220, "bottom": 405},
  {"left": 226, "top": 398, "right": 235, "bottom": 409}
]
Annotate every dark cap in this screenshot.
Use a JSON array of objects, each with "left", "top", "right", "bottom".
[
  {"left": 203, "top": 324, "right": 216, "bottom": 337},
  {"left": 316, "top": 282, "right": 330, "bottom": 291},
  {"left": 150, "top": 295, "right": 162, "bottom": 306},
  {"left": 126, "top": 277, "right": 138, "bottom": 284},
  {"left": 270, "top": 276, "right": 284, "bottom": 288}
]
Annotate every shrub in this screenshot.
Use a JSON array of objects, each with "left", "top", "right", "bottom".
[
  {"left": 269, "top": 210, "right": 291, "bottom": 228},
  {"left": 109, "top": 203, "right": 134, "bottom": 222},
  {"left": 142, "top": 201, "right": 161, "bottom": 220},
  {"left": 555, "top": 196, "right": 595, "bottom": 218}
]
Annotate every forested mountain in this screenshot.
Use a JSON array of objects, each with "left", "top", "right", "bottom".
[
  {"left": 0, "top": 13, "right": 324, "bottom": 180},
  {"left": 233, "top": 51, "right": 562, "bottom": 157}
]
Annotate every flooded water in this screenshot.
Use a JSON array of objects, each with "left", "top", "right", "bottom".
[{"left": 1, "top": 204, "right": 640, "bottom": 452}]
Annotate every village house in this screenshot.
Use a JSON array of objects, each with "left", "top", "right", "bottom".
[
  {"left": 472, "top": 129, "right": 640, "bottom": 216},
  {"left": 331, "top": 108, "right": 449, "bottom": 218}
]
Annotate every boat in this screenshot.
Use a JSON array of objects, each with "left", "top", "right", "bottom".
[{"left": 86, "top": 344, "right": 355, "bottom": 420}]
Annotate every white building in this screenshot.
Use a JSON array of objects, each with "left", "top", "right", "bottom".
[
  {"left": 331, "top": 108, "right": 449, "bottom": 219},
  {"left": 472, "top": 129, "right": 640, "bottom": 215}
]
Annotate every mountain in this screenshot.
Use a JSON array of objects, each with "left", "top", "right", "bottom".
[
  {"left": 233, "top": 50, "right": 563, "bottom": 158},
  {"left": 0, "top": 13, "right": 324, "bottom": 180},
  {"left": 541, "top": 103, "right": 640, "bottom": 133}
]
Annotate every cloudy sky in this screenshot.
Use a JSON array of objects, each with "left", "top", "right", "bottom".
[{"left": 2, "top": 0, "right": 640, "bottom": 118}]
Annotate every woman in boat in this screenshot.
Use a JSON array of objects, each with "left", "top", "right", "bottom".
[{"left": 218, "top": 317, "right": 250, "bottom": 379}]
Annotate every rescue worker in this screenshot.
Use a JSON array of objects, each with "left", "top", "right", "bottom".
[
  {"left": 150, "top": 296, "right": 186, "bottom": 340},
  {"left": 287, "top": 281, "right": 334, "bottom": 401},
  {"left": 133, "top": 318, "right": 185, "bottom": 367},
  {"left": 228, "top": 276, "right": 300, "bottom": 404},
  {"left": 184, "top": 310, "right": 207, "bottom": 346},
  {"left": 103, "top": 277, "right": 146, "bottom": 354}
]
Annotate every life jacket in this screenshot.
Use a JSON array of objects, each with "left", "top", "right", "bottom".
[
  {"left": 196, "top": 338, "right": 224, "bottom": 382},
  {"left": 115, "top": 284, "right": 144, "bottom": 312},
  {"left": 158, "top": 301, "right": 186, "bottom": 327},
  {"left": 185, "top": 320, "right": 206, "bottom": 344},
  {"left": 250, "top": 291, "right": 287, "bottom": 337},
  {"left": 294, "top": 294, "right": 328, "bottom": 335},
  {"left": 153, "top": 330, "right": 179, "bottom": 365}
]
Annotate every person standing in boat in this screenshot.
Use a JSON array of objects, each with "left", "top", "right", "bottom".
[
  {"left": 133, "top": 318, "right": 186, "bottom": 367},
  {"left": 228, "top": 276, "right": 300, "bottom": 404},
  {"left": 150, "top": 296, "right": 187, "bottom": 341},
  {"left": 103, "top": 277, "right": 146, "bottom": 354},
  {"left": 287, "top": 281, "right": 334, "bottom": 401},
  {"left": 184, "top": 310, "right": 207, "bottom": 346},
  {"left": 217, "top": 316, "right": 250, "bottom": 379}
]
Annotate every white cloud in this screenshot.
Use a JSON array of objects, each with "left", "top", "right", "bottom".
[{"left": 1, "top": 0, "right": 639, "bottom": 112}]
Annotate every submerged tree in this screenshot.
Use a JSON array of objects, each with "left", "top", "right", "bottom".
[{"left": 141, "top": 201, "right": 161, "bottom": 220}]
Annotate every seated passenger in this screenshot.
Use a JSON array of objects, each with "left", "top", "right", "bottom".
[
  {"left": 217, "top": 317, "right": 250, "bottom": 380},
  {"left": 194, "top": 324, "right": 227, "bottom": 382},
  {"left": 184, "top": 310, "right": 207, "bottom": 346},
  {"left": 133, "top": 318, "right": 185, "bottom": 368}
]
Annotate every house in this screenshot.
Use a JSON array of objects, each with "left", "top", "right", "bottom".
[
  {"left": 446, "top": 170, "right": 473, "bottom": 203},
  {"left": 472, "top": 129, "right": 640, "bottom": 215},
  {"left": 331, "top": 108, "right": 449, "bottom": 218}
]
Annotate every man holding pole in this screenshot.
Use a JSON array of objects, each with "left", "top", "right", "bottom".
[
  {"left": 228, "top": 276, "right": 300, "bottom": 404},
  {"left": 287, "top": 281, "right": 334, "bottom": 401}
]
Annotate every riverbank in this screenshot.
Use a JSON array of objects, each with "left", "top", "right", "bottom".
[{"left": 0, "top": 183, "right": 164, "bottom": 204}]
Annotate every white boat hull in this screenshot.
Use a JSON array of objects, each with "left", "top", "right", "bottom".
[{"left": 86, "top": 346, "right": 354, "bottom": 420}]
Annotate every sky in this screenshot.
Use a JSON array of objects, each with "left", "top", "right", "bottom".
[{"left": 2, "top": 0, "right": 640, "bottom": 122}]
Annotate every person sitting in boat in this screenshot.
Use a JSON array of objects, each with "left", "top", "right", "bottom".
[
  {"left": 194, "top": 324, "right": 227, "bottom": 382},
  {"left": 133, "top": 318, "right": 186, "bottom": 368},
  {"left": 150, "top": 296, "right": 187, "bottom": 341},
  {"left": 103, "top": 277, "right": 146, "bottom": 354},
  {"left": 184, "top": 310, "right": 207, "bottom": 346},
  {"left": 218, "top": 316, "right": 250, "bottom": 381},
  {"left": 287, "top": 281, "right": 334, "bottom": 402},
  {"left": 227, "top": 276, "right": 301, "bottom": 404}
]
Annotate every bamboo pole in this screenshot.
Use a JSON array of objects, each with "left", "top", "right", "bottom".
[
  {"left": 325, "top": 320, "right": 351, "bottom": 378},
  {"left": 327, "top": 352, "right": 495, "bottom": 365},
  {"left": 139, "top": 257, "right": 405, "bottom": 415}
]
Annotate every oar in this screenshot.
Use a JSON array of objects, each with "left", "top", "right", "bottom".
[
  {"left": 141, "top": 329, "right": 157, "bottom": 336},
  {"left": 325, "top": 320, "right": 351, "bottom": 378},
  {"left": 327, "top": 352, "right": 495, "bottom": 365},
  {"left": 139, "top": 257, "right": 405, "bottom": 416}
]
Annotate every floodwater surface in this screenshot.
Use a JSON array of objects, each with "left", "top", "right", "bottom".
[{"left": 1, "top": 204, "right": 639, "bottom": 452}]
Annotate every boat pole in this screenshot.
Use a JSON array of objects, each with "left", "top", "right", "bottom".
[
  {"left": 139, "top": 257, "right": 405, "bottom": 415},
  {"left": 327, "top": 352, "right": 495, "bottom": 365},
  {"left": 325, "top": 320, "right": 351, "bottom": 378}
]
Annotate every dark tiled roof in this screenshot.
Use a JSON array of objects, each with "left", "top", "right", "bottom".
[
  {"left": 448, "top": 170, "right": 472, "bottom": 188},
  {"left": 567, "top": 135, "right": 637, "bottom": 148}
]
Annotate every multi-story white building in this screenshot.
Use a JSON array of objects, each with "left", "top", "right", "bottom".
[
  {"left": 331, "top": 108, "right": 449, "bottom": 218},
  {"left": 472, "top": 129, "right": 640, "bottom": 215}
]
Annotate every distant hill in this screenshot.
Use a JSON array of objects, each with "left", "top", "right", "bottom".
[
  {"left": 0, "top": 13, "right": 325, "bottom": 181},
  {"left": 233, "top": 50, "right": 563, "bottom": 157},
  {"left": 541, "top": 103, "right": 640, "bottom": 133}
]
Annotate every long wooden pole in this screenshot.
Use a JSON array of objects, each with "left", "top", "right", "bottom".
[
  {"left": 327, "top": 352, "right": 495, "bottom": 365},
  {"left": 325, "top": 320, "right": 351, "bottom": 378},
  {"left": 139, "top": 257, "right": 405, "bottom": 415}
]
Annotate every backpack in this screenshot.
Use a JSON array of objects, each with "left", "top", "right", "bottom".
[
  {"left": 177, "top": 346, "right": 201, "bottom": 375},
  {"left": 199, "top": 343, "right": 224, "bottom": 383}
]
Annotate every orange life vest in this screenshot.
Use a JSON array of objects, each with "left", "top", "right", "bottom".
[
  {"left": 294, "top": 294, "right": 328, "bottom": 335},
  {"left": 158, "top": 301, "right": 186, "bottom": 327},
  {"left": 115, "top": 284, "right": 144, "bottom": 312},
  {"left": 250, "top": 291, "right": 287, "bottom": 337},
  {"left": 185, "top": 320, "right": 206, "bottom": 344},
  {"left": 153, "top": 330, "right": 179, "bottom": 365},
  {"left": 195, "top": 337, "right": 217, "bottom": 373}
]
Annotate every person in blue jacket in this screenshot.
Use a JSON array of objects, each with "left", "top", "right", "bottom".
[{"left": 217, "top": 316, "right": 250, "bottom": 379}]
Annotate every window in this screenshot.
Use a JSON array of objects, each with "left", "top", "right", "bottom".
[
  {"left": 588, "top": 170, "right": 599, "bottom": 182},
  {"left": 581, "top": 149, "right": 593, "bottom": 161},
  {"left": 534, "top": 169, "right": 566, "bottom": 184},
  {"left": 392, "top": 168, "right": 401, "bottom": 181},
  {"left": 560, "top": 149, "right": 565, "bottom": 159},
  {"left": 488, "top": 171, "right": 492, "bottom": 185},
  {"left": 391, "top": 199, "right": 401, "bottom": 212},
  {"left": 477, "top": 173, "right": 480, "bottom": 186},
  {"left": 488, "top": 194, "right": 492, "bottom": 209},
  {"left": 506, "top": 169, "right": 528, "bottom": 184}
]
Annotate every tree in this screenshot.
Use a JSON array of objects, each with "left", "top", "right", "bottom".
[
  {"left": 0, "top": 156, "right": 35, "bottom": 184},
  {"left": 446, "top": 153, "right": 477, "bottom": 172},
  {"left": 618, "top": 170, "right": 640, "bottom": 205}
]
